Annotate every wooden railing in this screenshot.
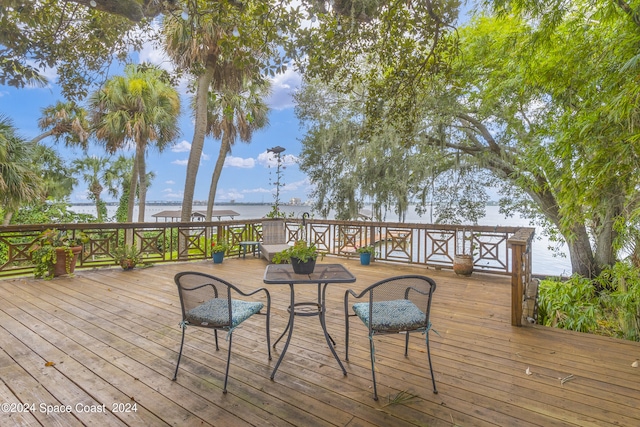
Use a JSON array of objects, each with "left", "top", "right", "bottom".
[{"left": 0, "top": 219, "right": 535, "bottom": 325}]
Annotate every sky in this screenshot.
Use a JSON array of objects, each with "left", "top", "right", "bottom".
[{"left": 0, "top": 37, "right": 311, "bottom": 206}]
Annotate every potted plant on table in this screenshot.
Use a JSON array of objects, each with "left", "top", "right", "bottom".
[
  {"left": 211, "top": 241, "right": 229, "bottom": 264},
  {"left": 113, "top": 245, "right": 141, "bottom": 270},
  {"left": 30, "top": 228, "right": 87, "bottom": 279},
  {"left": 272, "top": 240, "right": 322, "bottom": 274},
  {"left": 356, "top": 245, "right": 375, "bottom": 265}
]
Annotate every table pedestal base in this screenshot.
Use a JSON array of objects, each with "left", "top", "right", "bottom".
[{"left": 270, "top": 283, "right": 346, "bottom": 379}]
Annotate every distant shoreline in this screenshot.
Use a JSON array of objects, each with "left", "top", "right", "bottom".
[
  {"left": 69, "top": 200, "right": 501, "bottom": 207},
  {"left": 70, "top": 201, "right": 290, "bottom": 207}
]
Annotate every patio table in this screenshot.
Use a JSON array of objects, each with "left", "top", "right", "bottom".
[
  {"left": 263, "top": 263, "right": 356, "bottom": 379},
  {"left": 238, "top": 241, "right": 260, "bottom": 258}
]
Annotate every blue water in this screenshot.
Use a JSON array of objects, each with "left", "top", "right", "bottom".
[{"left": 69, "top": 203, "right": 572, "bottom": 277}]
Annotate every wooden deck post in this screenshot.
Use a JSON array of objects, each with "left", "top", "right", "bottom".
[
  {"left": 510, "top": 242, "right": 524, "bottom": 326},
  {"left": 507, "top": 228, "right": 535, "bottom": 326}
]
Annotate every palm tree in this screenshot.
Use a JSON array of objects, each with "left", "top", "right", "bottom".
[
  {"left": 203, "top": 78, "right": 271, "bottom": 220},
  {"left": 163, "top": 8, "right": 249, "bottom": 222},
  {"left": 0, "top": 115, "right": 43, "bottom": 224},
  {"left": 72, "top": 156, "right": 113, "bottom": 222},
  {"left": 106, "top": 155, "right": 155, "bottom": 223},
  {"left": 33, "top": 101, "right": 90, "bottom": 149},
  {"left": 161, "top": 1, "right": 287, "bottom": 222},
  {"left": 89, "top": 63, "right": 180, "bottom": 222}
]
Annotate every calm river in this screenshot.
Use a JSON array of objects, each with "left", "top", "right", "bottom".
[{"left": 70, "top": 204, "right": 572, "bottom": 277}]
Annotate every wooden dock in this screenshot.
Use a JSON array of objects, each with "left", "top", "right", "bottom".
[{"left": 0, "top": 257, "right": 638, "bottom": 426}]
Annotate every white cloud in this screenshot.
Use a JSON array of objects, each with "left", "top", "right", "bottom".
[
  {"left": 282, "top": 178, "right": 309, "bottom": 191},
  {"left": 23, "top": 60, "right": 57, "bottom": 89},
  {"left": 257, "top": 151, "right": 299, "bottom": 168},
  {"left": 165, "top": 180, "right": 175, "bottom": 185},
  {"left": 237, "top": 179, "right": 310, "bottom": 200},
  {"left": 267, "top": 67, "right": 302, "bottom": 110},
  {"left": 243, "top": 187, "right": 273, "bottom": 194},
  {"left": 162, "top": 188, "right": 183, "bottom": 199},
  {"left": 216, "top": 189, "right": 245, "bottom": 201},
  {"left": 282, "top": 154, "right": 298, "bottom": 166},
  {"left": 138, "top": 26, "right": 172, "bottom": 70},
  {"left": 171, "top": 150, "right": 209, "bottom": 166},
  {"left": 225, "top": 156, "right": 255, "bottom": 168},
  {"left": 171, "top": 140, "right": 191, "bottom": 152}
]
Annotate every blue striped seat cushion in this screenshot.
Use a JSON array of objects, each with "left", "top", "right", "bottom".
[
  {"left": 186, "top": 298, "right": 263, "bottom": 328},
  {"left": 353, "top": 299, "right": 426, "bottom": 332}
]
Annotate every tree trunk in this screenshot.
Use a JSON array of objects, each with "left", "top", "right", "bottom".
[
  {"left": 90, "top": 181, "right": 104, "bottom": 222},
  {"left": 206, "top": 138, "right": 231, "bottom": 221},
  {"left": 565, "top": 223, "right": 597, "bottom": 277},
  {"left": 3, "top": 210, "right": 13, "bottom": 226},
  {"left": 127, "top": 153, "right": 139, "bottom": 223},
  {"left": 592, "top": 193, "right": 624, "bottom": 274},
  {"left": 524, "top": 180, "right": 596, "bottom": 277},
  {"left": 181, "top": 59, "right": 215, "bottom": 223},
  {"left": 136, "top": 142, "right": 147, "bottom": 223}
]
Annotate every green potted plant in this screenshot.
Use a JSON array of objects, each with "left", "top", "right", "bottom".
[
  {"left": 211, "top": 240, "right": 229, "bottom": 264},
  {"left": 113, "top": 245, "right": 141, "bottom": 270},
  {"left": 272, "top": 240, "right": 322, "bottom": 274},
  {"left": 356, "top": 245, "right": 375, "bottom": 265},
  {"left": 30, "top": 228, "right": 87, "bottom": 279}
]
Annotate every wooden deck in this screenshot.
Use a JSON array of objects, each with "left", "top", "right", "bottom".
[{"left": 0, "top": 258, "right": 638, "bottom": 426}]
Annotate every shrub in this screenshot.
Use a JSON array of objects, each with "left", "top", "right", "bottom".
[
  {"left": 597, "top": 263, "right": 640, "bottom": 341},
  {"left": 537, "top": 275, "right": 600, "bottom": 333},
  {"left": 538, "top": 261, "right": 640, "bottom": 341}
]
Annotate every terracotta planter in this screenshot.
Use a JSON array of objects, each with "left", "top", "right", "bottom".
[
  {"left": 291, "top": 257, "right": 316, "bottom": 274},
  {"left": 453, "top": 254, "right": 474, "bottom": 276},
  {"left": 53, "top": 246, "right": 82, "bottom": 277},
  {"left": 120, "top": 259, "right": 136, "bottom": 270}
]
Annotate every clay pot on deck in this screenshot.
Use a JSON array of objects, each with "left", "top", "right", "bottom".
[
  {"left": 53, "top": 246, "right": 82, "bottom": 277},
  {"left": 453, "top": 254, "right": 474, "bottom": 276}
]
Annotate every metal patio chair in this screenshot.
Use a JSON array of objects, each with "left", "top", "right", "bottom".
[
  {"left": 344, "top": 275, "right": 438, "bottom": 400},
  {"left": 173, "top": 271, "right": 271, "bottom": 393}
]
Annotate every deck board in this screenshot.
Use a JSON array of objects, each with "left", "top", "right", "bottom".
[{"left": 0, "top": 258, "right": 638, "bottom": 426}]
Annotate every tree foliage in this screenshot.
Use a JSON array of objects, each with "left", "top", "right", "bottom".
[
  {"left": 296, "top": 0, "right": 461, "bottom": 139},
  {"left": 9, "top": 201, "right": 96, "bottom": 225},
  {"left": 1, "top": 0, "right": 148, "bottom": 99},
  {"left": 295, "top": 79, "right": 491, "bottom": 222},
  {"left": 0, "top": 115, "right": 43, "bottom": 219},
  {"left": 296, "top": 2, "right": 640, "bottom": 278},
  {"left": 440, "top": 6, "right": 640, "bottom": 277},
  {"left": 31, "top": 144, "right": 77, "bottom": 203}
]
